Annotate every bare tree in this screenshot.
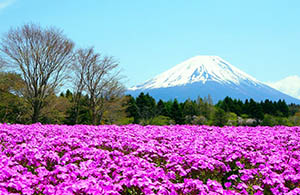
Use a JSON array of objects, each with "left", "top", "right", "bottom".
[
  {"left": 73, "top": 47, "right": 124, "bottom": 125},
  {"left": 0, "top": 24, "right": 74, "bottom": 123},
  {"left": 71, "top": 48, "right": 86, "bottom": 124}
]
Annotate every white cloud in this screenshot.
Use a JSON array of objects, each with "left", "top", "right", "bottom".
[
  {"left": 0, "top": 0, "right": 15, "bottom": 10},
  {"left": 266, "top": 75, "right": 300, "bottom": 100}
]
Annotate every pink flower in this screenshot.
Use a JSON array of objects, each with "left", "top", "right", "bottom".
[
  {"left": 253, "top": 185, "right": 263, "bottom": 191},
  {"left": 241, "top": 174, "right": 250, "bottom": 181},
  {"left": 228, "top": 174, "right": 238, "bottom": 180},
  {"left": 224, "top": 182, "right": 231, "bottom": 188},
  {"left": 236, "top": 161, "right": 244, "bottom": 168}
]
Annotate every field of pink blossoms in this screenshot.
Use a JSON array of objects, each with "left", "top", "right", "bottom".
[{"left": 0, "top": 124, "right": 300, "bottom": 195}]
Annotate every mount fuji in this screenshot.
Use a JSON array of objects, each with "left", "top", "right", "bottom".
[{"left": 127, "top": 56, "right": 300, "bottom": 104}]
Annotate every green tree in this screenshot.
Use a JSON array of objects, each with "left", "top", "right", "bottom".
[
  {"left": 213, "top": 108, "right": 227, "bottom": 127},
  {"left": 261, "top": 114, "right": 276, "bottom": 126},
  {"left": 277, "top": 99, "right": 289, "bottom": 117},
  {"left": 235, "top": 99, "right": 243, "bottom": 116},
  {"left": 220, "top": 96, "right": 234, "bottom": 112},
  {"left": 182, "top": 99, "right": 197, "bottom": 123},
  {"left": 262, "top": 99, "right": 275, "bottom": 115},
  {"left": 164, "top": 100, "right": 173, "bottom": 117},
  {"left": 197, "top": 96, "right": 214, "bottom": 120},
  {"left": 226, "top": 112, "right": 238, "bottom": 126},
  {"left": 125, "top": 95, "right": 139, "bottom": 123},
  {"left": 0, "top": 72, "right": 29, "bottom": 123},
  {"left": 157, "top": 99, "right": 169, "bottom": 116},
  {"left": 135, "top": 93, "right": 156, "bottom": 124},
  {"left": 65, "top": 93, "right": 91, "bottom": 124},
  {"left": 243, "top": 99, "right": 250, "bottom": 115},
  {"left": 248, "top": 99, "right": 264, "bottom": 121},
  {"left": 170, "top": 99, "right": 184, "bottom": 124}
]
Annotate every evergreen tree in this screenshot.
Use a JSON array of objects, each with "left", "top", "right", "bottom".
[
  {"left": 170, "top": 99, "right": 184, "bottom": 124},
  {"left": 135, "top": 93, "right": 156, "bottom": 123},
  {"left": 248, "top": 99, "right": 263, "bottom": 121},
  {"left": 65, "top": 93, "right": 91, "bottom": 124},
  {"left": 157, "top": 99, "right": 168, "bottom": 116},
  {"left": 262, "top": 99, "right": 275, "bottom": 115},
  {"left": 65, "top": 89, "right": 73, "bottom": 100},
  {"left": 126, "top": 95, "right": 139, "bottom": 123},
  {"left": 223, "top": 96, "right": 234, "bottom": 112},
  {"left": 234, "top": 99, "right": 243, "bottom": 116},
  {"left": 182, "top": 99, "right": 197, "bottom": 116},
  {"left": 243, "top": 99, "right": 250, "bottom": 116},
  {"left": 164, "top": 100, "right": 173, "bottom": 117},
  {"left": 277, "top": 99, "right": 289, "bottom": 117}
]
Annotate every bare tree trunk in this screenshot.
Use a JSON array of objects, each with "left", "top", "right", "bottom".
[
  {"left": 90, "top": 100, "right": 97, "bottom": 125},
  {"left": 92, "top": 109, "right": 97, "bottom": 125},
  {"left": 88, "top": 92, "right": 96, "bottom": 125},
  {"left": 32, "top": 101, "right": 40, "bottom": 123},
  {"left": 73, "top": 92, "right": 82, "bottom": 124},
  {"left": 74, "top": 97, "right": 80, "bottom": 124}
]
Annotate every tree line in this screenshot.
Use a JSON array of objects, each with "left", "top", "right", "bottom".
[{"left": 126, "top": 93, "right": 300, "bottom": 126}]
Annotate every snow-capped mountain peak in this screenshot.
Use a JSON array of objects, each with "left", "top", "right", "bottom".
[
  {"left": 127, "top": 56, "right": 300, "bottom": 104},
  {"left": 130, "top": 56, "right": 259, "bottom": 90}
]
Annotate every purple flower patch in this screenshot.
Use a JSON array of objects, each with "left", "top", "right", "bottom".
[{"left": 0, "top": 124, "right": 299, "bottom": 194}]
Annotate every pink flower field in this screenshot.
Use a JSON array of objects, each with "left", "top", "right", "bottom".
[{"left": 0, "top": 124, "right": 300, "bottom": 195}]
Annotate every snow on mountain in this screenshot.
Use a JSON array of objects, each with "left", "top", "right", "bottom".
[
  {"left": 266, "top": 76, "right": 300, "bottom": 100},
  {"left": 130, "top": 56, "right": 260, "bottom": 90},
  {"left": 127, "top": 56, "right": 300, "bottom": 104}
]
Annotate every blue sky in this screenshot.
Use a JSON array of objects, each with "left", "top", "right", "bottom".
[{"left": 0, "top": 0, "right": 300, "bottom": 88}]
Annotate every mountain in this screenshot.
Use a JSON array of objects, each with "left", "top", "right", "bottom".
[
  {"left": 266, "top": 76, "right": 300, "bottom": 100},
  {"left": 127, "top": 56, "right": 300, "bottom": 104}
]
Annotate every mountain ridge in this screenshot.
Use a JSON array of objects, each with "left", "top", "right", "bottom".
[{"left": 127, "top": 56, "right": 300, "bottom": 104}]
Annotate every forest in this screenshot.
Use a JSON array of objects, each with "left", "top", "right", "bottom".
[
  {"left": 125, "top": 93, "right": 300, "bottom": 126},
  {"left": 1, "top": 74, "right": 300, "bottom": 127}
]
